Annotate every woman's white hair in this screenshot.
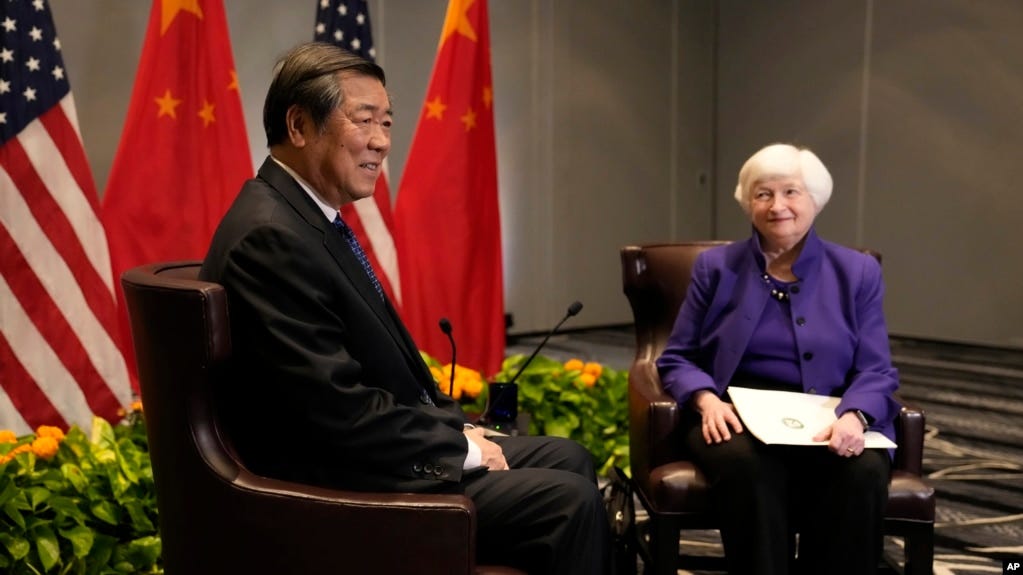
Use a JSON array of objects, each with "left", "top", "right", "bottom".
[{"left": 733, "top": 143, "right": 833, "bottom": 214}]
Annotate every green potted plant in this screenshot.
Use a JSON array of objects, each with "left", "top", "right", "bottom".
[{"left": 0, "top": 407, "right": 162, "bottom": 574}]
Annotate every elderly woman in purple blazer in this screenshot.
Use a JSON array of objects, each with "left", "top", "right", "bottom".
[{"left": 656, "top": 143, "right": 900, "bottom": 575}]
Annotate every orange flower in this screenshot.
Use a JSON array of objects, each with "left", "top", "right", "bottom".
[
  {"left": 1, "top": 444, "right": 32, "bottom": 464},
  {"left": 440, "top": 364, "right": 462, "bottom": 400},
  {"left": 564, "top": 358, "right": 584, "bottom": 372},
  {"left": 460, "top": 376, "right": 484, "bottom": 398},
  {"left": 31, "top": 436, "right": 60, "bottom": 459},
  {"left": 430, "top": 366, "right": 445, "bottom": 385},
  {"left": 577, "top": 373, "right": 597, "bottom": 388},
  {"left": 36, "top": 425, "right": 65, "bottom": 441},
  {"left": 131, "top": 400, "right": 144, "bottom": 413},
  {"left": 0, "top": 430, "right": 16, "bottom": 444},
  {"left": 583, "top": 362, "right": 603, "bottom": 379}
]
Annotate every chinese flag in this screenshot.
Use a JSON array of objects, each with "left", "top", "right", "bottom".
[
  {"left": 394, "top": 0, "right": 503, "bottom": 375},
  {"left": 101, "top": 0, "right": 252, "bottom": 379}
]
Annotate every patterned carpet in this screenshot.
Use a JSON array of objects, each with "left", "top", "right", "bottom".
[{"left": 507, "top": 328, "right": 1023, "bottom": 574}]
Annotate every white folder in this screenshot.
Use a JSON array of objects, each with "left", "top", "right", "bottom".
[{"left": 727, "top": 386, "right": 897, "bottom": 448}]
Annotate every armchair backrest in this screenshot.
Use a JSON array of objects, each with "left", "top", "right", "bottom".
[
  {"left": 621, "top": 242, "right": 730, "bottom": 363},
  {"left": 121, "top": 262, "right": 243, "bottom": 572}
]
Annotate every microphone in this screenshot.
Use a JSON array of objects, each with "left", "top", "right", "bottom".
[
  {"left": 438, "top": 318, "right": 456, "bottom": 396},
  {"left": 479, "top": 301, "right": 583, "bottom": 428},
  {"left": 508, "top": 300, "right": 583, "bottom": 386}
]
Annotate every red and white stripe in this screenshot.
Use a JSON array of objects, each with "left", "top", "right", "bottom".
[{"left": 0, "top": 95, "right": 131, "bottom": 434}]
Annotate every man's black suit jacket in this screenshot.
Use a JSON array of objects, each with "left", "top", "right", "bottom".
[{"left": 200, "top": 157, "right": 472, "bottom": 492}]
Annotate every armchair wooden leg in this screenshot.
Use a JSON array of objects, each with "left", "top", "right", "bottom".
[
  {"left": 648, "top": 515, "right": 681, "bottom": 575},
  {"left": 903, "top": 529, "right": 934, "bottom": 575}
]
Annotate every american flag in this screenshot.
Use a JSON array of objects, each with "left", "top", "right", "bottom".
[
  {"left": 0, "top": 0, "right": 131, "bottom": 434},
  {"left": 314, "top": 0, "right": 402, "bottom": 306}
]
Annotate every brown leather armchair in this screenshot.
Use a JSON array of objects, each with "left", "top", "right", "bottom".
[
  {"left": 620, "top": 243, "right": 935, "bottom": 575},
  {"left": 122, "top": 261, "right": 524, "bottom": 575}
]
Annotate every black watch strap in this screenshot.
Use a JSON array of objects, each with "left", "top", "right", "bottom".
[{"left": 853, "top": 409, "right": 869, "bottom": 430}]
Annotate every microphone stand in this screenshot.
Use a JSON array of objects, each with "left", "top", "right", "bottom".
[{"left": 479, "top": 301, "right": 583, "bottom": 429}]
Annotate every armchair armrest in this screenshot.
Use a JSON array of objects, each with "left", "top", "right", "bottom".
[
  {"left": 219, "top": 469, "right": 479, "bottom": 574},
  {"left": 893, "top": 399, "right": 926, "bottom": 477},
  {"left": 629, "top": 358, "right": 683, "bottom": 484}
]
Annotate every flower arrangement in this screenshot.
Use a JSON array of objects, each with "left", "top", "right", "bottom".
[
  {"left": 422, "top": 353, "right": 489, "bottom": 413},
  {"left": 0, "top": 405, "right": 161, "bottom": 574},
  {"left": 425, "top": 352, "right": 630, "bottom": 477}
]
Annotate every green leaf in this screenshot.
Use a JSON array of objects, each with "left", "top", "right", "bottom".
[
  {"left": 89, "top": 418, "right": 116, "bottom": 451},
  {"left": 59, "top": 525, "right": 94, "bottom": 559},
  {"left": 4, "top": 500, "right": 27, "bottom": 530},
  {"left": 0, "top": 532, "right": 31, "bottom": 560},
  {"left": 36, "top": 468, "right": 65, "bottom": 491},
  {"left": 85, "top": 534, "right": 116, "bottom": 574},
  {"left": 25, "top": 487, "right": 51, "bottom": 511},
  {"left": 123, "top": 500, "right": 154, "bottom": 534},
  {"left": 90, "top": 500, "right": 120, "bottom": 526},
  {"left": 115, "top": 452, "right": 138, "bottom": 486},
  {"left": 123, "top": 535, "right": 161, "bottom": 566},
  {"left": 544, "top": 418, "right": 576, "bottom": 438},
  {"left": 48, "top": 496, "right": 88, "bottom": 525},
  {"left": 0, "top": 478, "right": 19, "bottom": 507},
  {"left": 61, "top": 464, "right": 89, "bottom": 494},
  {"left": 32, "top": 524, "right": 60, "bottom": 571}
]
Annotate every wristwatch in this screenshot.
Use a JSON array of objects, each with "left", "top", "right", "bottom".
[{"left": 852, "top": 409, "right": 870, "bottom": 431}]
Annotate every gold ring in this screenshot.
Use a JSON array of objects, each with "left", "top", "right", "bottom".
[{"left": 846, "top": 447, "right": 855, "bottom": 453}]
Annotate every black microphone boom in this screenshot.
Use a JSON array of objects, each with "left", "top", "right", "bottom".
[
  {"left": 508, "top": 301, "right": 584, "bottom": 386},
  {"left": 438, "top": 318, "right": 456, "bottom": 396}
]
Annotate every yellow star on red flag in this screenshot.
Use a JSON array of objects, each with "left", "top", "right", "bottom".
[
  {"left": 460, "top": 107, "right": 477, "bottom": 131},
  {"left": 440, "top": 0, "right": 477, "bottom": 44},
  {"left": 161, "top": 0, "right": 203, "bottom": 35},
  {"left": 198, "top": 100, "right": 216, "bottom": 126},
  {"left": 426, "top": 96, "right": 447, "bottom": 120},
  {"left": 154, "top": 88, "right": 182, "bottom": 119}
]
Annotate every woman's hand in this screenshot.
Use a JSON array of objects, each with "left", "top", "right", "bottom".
[
  {"left": 691, "top": 390, "right": 744, "bottom": 444},
  {"left": 813, "top": 411, "right": 865, "bottom": 457}
]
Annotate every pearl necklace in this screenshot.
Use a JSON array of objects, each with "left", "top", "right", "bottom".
[{"left": 761, "top": 273, "right": 790, "bottom": 302}]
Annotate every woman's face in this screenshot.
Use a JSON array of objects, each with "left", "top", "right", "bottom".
[{"left": 749, "top": 176, "right": 817, "bottom": 250}]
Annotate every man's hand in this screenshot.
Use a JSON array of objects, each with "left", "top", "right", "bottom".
[
  {"left": 464, "top": 427, "right": 509, "bottom": 470},
  {"left": 691, "top": 390, "right": 744, "bottom": 444},
  {"left": 813, "top": 412, "right": 865, "bottom": 457}
]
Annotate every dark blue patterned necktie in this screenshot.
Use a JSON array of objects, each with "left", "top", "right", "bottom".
[{"left": 333, "top": 214, "right": 384, "bottom": 300}]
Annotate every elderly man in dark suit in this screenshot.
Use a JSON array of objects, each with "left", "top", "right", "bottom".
[{"left": 199, "top": 42, "right": 608, "bottom": 575}]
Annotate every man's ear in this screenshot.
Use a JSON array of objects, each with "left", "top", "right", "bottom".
[{"left": 285, "top": 105, "right": 308, "bottom": 147}]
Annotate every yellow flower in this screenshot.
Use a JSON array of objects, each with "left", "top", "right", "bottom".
[
  {"left": 577, "top": 373, "right": 597, "bottom": 388},
  {"left": 36, "top": 425, "right": 65, "bottom": 441},
  {"left": 583, "top": 362, "right": 603, "bottom": 379},
  {"left": 0, "top": 430, "right": 16, "bottom": 444},
  {"left": 31, "top": 436, "right": 60, "bottom": 459},
  {"left": 564, "top": 358, "right": 584, "bottom": 372}
]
